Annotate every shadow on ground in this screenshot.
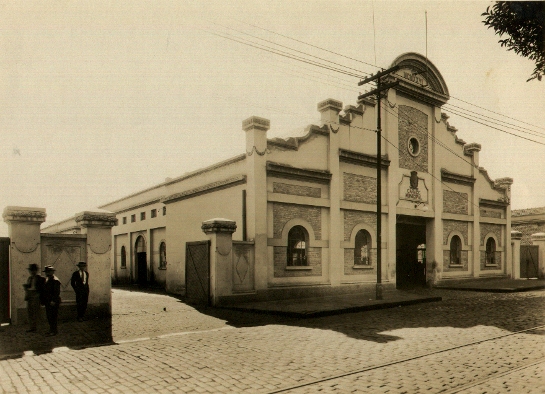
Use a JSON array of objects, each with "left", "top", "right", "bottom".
[{"left": 0, "top": 315, "right": 113, "bottom": 360}]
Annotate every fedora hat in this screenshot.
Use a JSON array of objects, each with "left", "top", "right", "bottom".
[
  {"left": 43, "top": 265, "right": 55, "bottom": 272},
  {"left": 76, "top": 261, "right": 87, "bottom": 267},
  {"left": 28, "top": 263, "right": 39, "bottom": 271}
]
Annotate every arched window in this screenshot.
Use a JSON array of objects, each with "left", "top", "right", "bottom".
[
  {"left": 121, "top": 246, "right": 127, "bottom": 268},
  {"left": 159, "top": 242, "right": 167, "bottom": 269},
  {"left": 450, "top": 236, "right": 462, "bottom": 265},
  {"left": 354, "top": 230, "right": 371, "bottom": 265},
  {"left": 287, "top": 225, "right": 308, "bottom": 266},
  {"left": 486, "top": 237, "right": 496, "bottom": 265}
]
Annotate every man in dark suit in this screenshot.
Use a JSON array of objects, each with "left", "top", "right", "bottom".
[
  {"left": 71, "top": 261, "right": 89, "bottom": 322},
  {"left": 23, "top": 263, "right": 45, "bottom": 332},
  {"left": 42, "top": 265, "right": 61, "bottom": 336}
]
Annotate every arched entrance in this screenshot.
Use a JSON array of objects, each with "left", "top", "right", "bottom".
[
  {"left": 135, "top": 236, "right": 147, "bottom": 286},
  {"left": 396, "top": 216, "right": 427, "bottom": 288}
]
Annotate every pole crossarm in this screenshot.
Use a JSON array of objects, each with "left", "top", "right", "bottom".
[
  {"left": 358, "top": 81, "right": 399, "bottom": 101},
  {"left": 358, "top": 65, "right": 400, "bottom": 86}
]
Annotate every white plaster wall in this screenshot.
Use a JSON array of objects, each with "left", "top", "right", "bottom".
[{"left": 165, "top": 184, "right": 245, "bottom": 295}]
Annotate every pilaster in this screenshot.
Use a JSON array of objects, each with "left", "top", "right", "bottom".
[
  {"left": 3, "top": 206, "right": 46, "bottom": 325},
  {"left": 243, "top": 116, "right": 269, "bottom": 291},
  {"left": 511, "top": 231, "right": 522, "bottom": 279},
  {"left": 202, "top": 218, "right": 237, "bottom": 306},
  {"left": 318, "top": 99, "right": 342, "bottom": 286},
  {"left": 75, "top": 211, "right": 117, "bottom": 316}
]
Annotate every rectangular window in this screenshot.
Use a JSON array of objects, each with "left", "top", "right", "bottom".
[
  {"left": 163, "top": 206, "right": 167, "bottom": 216},
  {"left": 122, "top": 217, "right": 127, "bottom": 225},
  {"left": 151, "top": 209, "right": 157, "bottom": 218},
  {"left": 141, "top": 212, "right": 146, "bottom": 221},
  {"left": 131, "top": 214, "right": 136, "bottom": 223}
]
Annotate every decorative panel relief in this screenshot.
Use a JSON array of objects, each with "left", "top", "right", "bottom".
[
  {"left": 442, "top": 220, "right": 469, "bottom": 245},
  {"left": 443, "top": 190, "right": 469, "bottom": 215},
  {"left": 273, "top": 182, "right": 321, "bottom": 198},
  {"left": 343, "top": 210, "right": 377, "bottom": 241},
  {"left": 272, "top": 203, "right": 321, "bottom": 239},
  {"left": 398, "top": 105, "right": 428, "bottom": 172},
  {"left": 343, "top": 173, "right": 377, "bottom": 204},
  {"left": 232, "top": 242, "right": 255, "bottom": 292},
  {"left": 273, "top": 247, "right": 322, "bottom": 277},
  {"left": 480, "top": 223, "right": 502, "bottom": 246},
  {"left": 442, "top": 250, "right": 469, "bottom": 272},
  {"left": 41, "top": 235, "right": 87, "bottom": 303},
  {"left": 344, "top": 248, "right": 377, "bottom": 275},
  {"left": 480, "top": 208, "right": 502, "bottom": 219}
]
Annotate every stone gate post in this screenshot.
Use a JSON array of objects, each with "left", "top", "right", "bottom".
[
  {"left": 511, "top": 230, "right": 522, "bottom": 279},
  {"left": 202, "top": 218, "right": 236, "bottom": 306},
  {"left": 75, "top": 211, "right": 117, "bottom": 317},
  {"left": 3, "top": 206, "right": 46, "bottom": 325},
  {"left": 530, "top": 233, "right": 545, "bottom": 279}
]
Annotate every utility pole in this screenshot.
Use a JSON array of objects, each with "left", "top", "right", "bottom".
[{"left": 358, "top": 66, "right": 399, "bottom": 300}]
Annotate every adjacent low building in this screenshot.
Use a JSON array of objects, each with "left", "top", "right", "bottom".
[{"left": 45, "top": 53, "right": 515, "bottom": 303}]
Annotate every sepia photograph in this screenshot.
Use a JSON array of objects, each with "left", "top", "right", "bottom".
[{"left": 1, "top": 1, "right": 544, "bottom": 392}]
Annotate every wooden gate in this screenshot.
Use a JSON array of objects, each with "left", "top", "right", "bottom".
[
  {"left": 520, "top": 245, "right": 539, "bottom": 279},
  {"left": 185, "top": 241, "right": 210, "bottom": 306},
  {"left": 0, "top": 238, "right": 10, "bottom": 324}
]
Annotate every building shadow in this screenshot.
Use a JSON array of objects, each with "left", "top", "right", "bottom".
[
  {"left": 189, "top": 288, "right": 545, "bottom": 344},
  {"left": 0, "top": 312, "right": 113, "bottom": 360}
]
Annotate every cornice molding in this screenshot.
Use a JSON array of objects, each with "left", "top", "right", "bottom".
[
  {"left": 115, "top": 198, "right": 162, "bottom": 214},
  {"left": 339, "top": 149, "right": 390, "bottom": 169},
  {"left": 162, "top": 175, "right": 247, "bottom": 204},
  {"left": 3, "top": 207, "right": 46, "bottom": 223},
  {"left": 479, "top": 198, "right": 509, "bottom": 209},
  {"left": 75, "top": 212, "right": 118, "bottom": 228},
  {"left": 201, "top": 218, "right": 237, "bottom": 234},
  {"left": 266, "top": 162, "right": 332, "bottom": 185},
  {"left": 441, "top": 169, "right": 476, "bottom": 186}
]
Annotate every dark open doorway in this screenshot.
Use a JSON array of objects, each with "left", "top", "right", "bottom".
[
  {"left": 135, "top": 236, "right": 147, "bottom": 286},
  {"left": 396, "top": 217, "right": 427, "bottom": 289}
]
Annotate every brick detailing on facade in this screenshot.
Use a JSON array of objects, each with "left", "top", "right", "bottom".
[
  {"left": 273, "top": 203, "right": 321, "bottom": 239},
  {"left": 443, "top": 190, "right": 468, "bottom": 215},
  {"left": 273, "top": 182, "right": 321, "bottom": 198},
  {"left": 343, "top": 210, "right": 377, "bottom": 241},
  {"left": 480, "top": 207, "right": 503, "bottom": 219},
  {"left": 443, "top": 250, "right": 469, "bottom": 272},
  {"left": 480, "top": 223, "right": 502, "bottom": 246},
  {"left": 398, "top": 105, "right": 428, "bottom": 172},
  {"left": 442, "top": 220, "right": 469, "bottom": 245},
  {"left": 343, "top": 173, "right": 377, "bottom": 204},
  {"left": 481, "top": 251, "right": 502, "bottom": 271},
  {"left": 344, "top": 248, "right": 377, "bottom": 275},
  {"left": 273, "top": 247, "right": 322, "bottom": 277}
]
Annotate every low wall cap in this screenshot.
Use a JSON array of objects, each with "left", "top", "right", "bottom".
[
  {"left": 202, "top": 218, "right": 237, "bottom": 234},
  {"left": 3, "top": 206, "right": 46, "bottom": 223},
  {"left": 75, "top": 211, "right": 118, "bottom": 227}
]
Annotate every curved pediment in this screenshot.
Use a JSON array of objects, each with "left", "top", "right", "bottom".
[{"left": 389, "top": 52, "right": 450, "bottom": 106}]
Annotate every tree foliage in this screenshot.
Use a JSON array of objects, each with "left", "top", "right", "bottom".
[{"left": 482, "top": 1, "right": 545, "bottom": 81}]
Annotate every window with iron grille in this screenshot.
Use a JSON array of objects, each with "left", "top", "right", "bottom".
[{"left": 287, "top": 225, "right": 309, "bottom": 266}]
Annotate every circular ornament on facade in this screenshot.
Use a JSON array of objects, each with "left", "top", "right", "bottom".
[{"left": 407, "top": 136, "right": 421, "bottom": 157}]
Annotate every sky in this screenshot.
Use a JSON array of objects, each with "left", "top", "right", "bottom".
[{"left": 1, "top": 0, "right": 544, "bottom": 236}]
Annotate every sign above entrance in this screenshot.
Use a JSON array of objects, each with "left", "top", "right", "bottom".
[
  {"left": 398, "top": 69, "right": 428, "bottom": 87},
  {"left": 398, "top": 173, "right": 429, "bottom": 208}
]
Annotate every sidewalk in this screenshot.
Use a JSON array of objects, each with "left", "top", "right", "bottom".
[
  {"left": 223, "top": 289, "right": 441, "bottom": 318},
  {"left": 434, "top": 277, "right": 545, "bottom": 292}
]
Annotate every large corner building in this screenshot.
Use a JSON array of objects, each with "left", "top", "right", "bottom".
[{"left": 66, "top": 53, "right": 514, "bottom": 303}]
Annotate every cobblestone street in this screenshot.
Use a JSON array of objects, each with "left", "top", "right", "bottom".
[{"left": 1, "top": 287, "right": 544, "bottom": 393}]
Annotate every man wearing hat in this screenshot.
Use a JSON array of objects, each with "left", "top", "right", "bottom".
[
  {"left": 71, "top": 261, "right": 89, "bottom": 322},
  {"left": 42, "top": 265, "right": 61, "bottom": 336},
  {"left": 23, "top": 264, "right": 45, "bottom": 332}
]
